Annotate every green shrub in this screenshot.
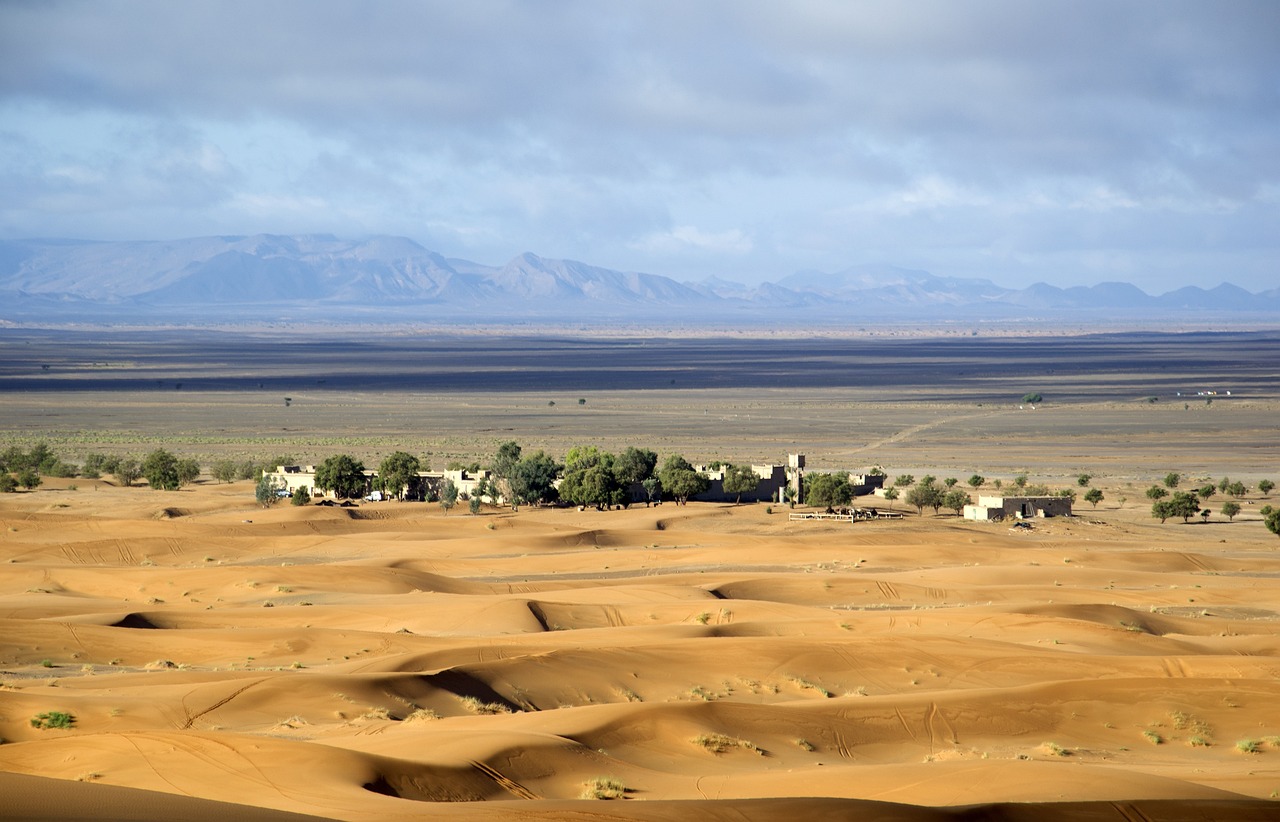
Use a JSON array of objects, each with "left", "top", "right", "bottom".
[{"left": 30, "top": 711, "right": 75, "bottom": 730}]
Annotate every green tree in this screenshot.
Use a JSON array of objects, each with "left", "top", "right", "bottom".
[
  {"left": 439, "top": 479, "right": 458, "bottom": 514},
  {"left": 1146, "top": 485, "right": 1168, "bottom": 501},
  {"left": 943, "top": 477, "right": 958, "bottom": 488},
  {"left": 0, "top": 445, "right": 27, "bottom": 472},
  {"left": 255, "top": 474, "right": 284, "bottom": 507},
  {"left": 641, "top": 476, "right": 662, "bottom": 507},
  {"left": 1021, "top": 392, "right": 1043, "bottom": 404},
  {"left": 1012, "top": 475, "right": 1028, "bottom": 491},
  {"left": 1084, "top": 488, "right": 1104, "bottom": 508},
  {"left": 377, "top": 451, "right": 420, "bottom": 500},
  {"left": 27, "top": 442, "right": 55, "bottom": 473},
  {"left": 722, "top": 464, "right": 760, "bottom": 505},
  {"left": 211, "top": 459, "right": 238, "bottom": 483},
  {"left": 1151, "top": 500, "right": 1174, "bottom": 523},
  {"left": 1218, "top": 476, "right": 1231, "bottom": 493},
  {"left": 968, "top": 474, "right": 985, "bottom": 489},
  {"left": 113, "top": 458, "right": 141, "bottom": 488},
  {"left": 905, "top": 480, "right": 943, "bottom": 515},
  {"left": 1263, "top": 506, "right": 1280, "bottom": 537},
  {"left": 893, "top": 474, "right": 914, "bottom": 488},
  {"left": 1077, "top": 474, "right": 1092, "bottom": 487},
  {"left": 490, "top": 440, "right": 523, "bottom": 504},
  {"left": 1259, "top": 479, "right": 1275, "bottom": 497},
  {"left": 1198, "top": 484, "right": 1216, "bottom": 501},
  {"left": 1168, "top": 491, "right": 1200, "bottom": 522},
  {"left": 469, "top": 496, "right": 482, "bottom": 515},
  {"left": 81, "top": 453, "right": 110, "bottom": 479},
  {"left": 17, "top": 468, "right": 41, "bottom": 490},
  {"left": 803, "top": 473, "right": 853, "bottom": 509},
  {"left": 0, "top": 473, "right": 16, "bottom": 493},
  {"left": 141, "top": 449, "right": 179, "bottom": 491},
  {"left": 291, "top": 486, "right": 309, "bottom": 506},
  {"left": 658, "top": 455, "right": 708, "bottom": 505},
  {"left": 509, "top": 451, "right": 561, "bottom": 508},
  {"left": 1227, "top": 481, "right": 1248, "bottom": 498},
  {"left": 1163, "top": 472, "right": 1181, "bottom": 489},
  {"left": 942, "top": 489, "right": 971, "bottom": 516},
  {"left": 176, "top": 458, "right": 201, "bottom": 487},
  {"left": 314, "top": 454, "right": 366, "bottom": 499},
  {"left": 614, "top": 447, "right": 658, "bottom": 488},
  {"left": 561, "top": 456, "right": 622, "bottom": 510},
  {"left": 1221, "top": 501, "right": 1241, "bottom": 522}
]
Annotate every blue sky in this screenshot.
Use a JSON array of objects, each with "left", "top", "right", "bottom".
[{"left": 1, "top": 1, "right": 1277, "bottom": 292}]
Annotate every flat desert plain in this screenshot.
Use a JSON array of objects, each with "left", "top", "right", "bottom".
[{"left": 1, "top": 329, "right": 1279, "bottom": 821}]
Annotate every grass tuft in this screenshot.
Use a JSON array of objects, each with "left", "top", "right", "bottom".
[
  {"left": 580, "top": 776, "right": 627, "bottom": 799},
  {"left": 692, "top": 733, "right": 761, "bottom": 755}
]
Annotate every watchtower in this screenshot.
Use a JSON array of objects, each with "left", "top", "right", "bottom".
[{"left": 787, "top": 454, "right": 805, "bottom": 504}]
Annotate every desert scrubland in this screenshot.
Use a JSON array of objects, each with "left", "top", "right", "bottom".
[{"left": 1, "top": 329, "right": 1279, "bottom": 821}]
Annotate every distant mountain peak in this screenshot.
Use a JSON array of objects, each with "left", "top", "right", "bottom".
[{"left": 0, "top": 234, "right": 1275, "bottom": 324}]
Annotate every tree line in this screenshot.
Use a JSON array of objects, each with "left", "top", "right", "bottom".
[
  {"left": 0, "top": 443, "right": 208, "bottom": 492},
  {"left": 1144, "top": 472, "right": 1275, "bottom": 525}
]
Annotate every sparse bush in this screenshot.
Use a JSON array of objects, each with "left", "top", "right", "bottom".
[
  {"left": 580, "top": 776, "right": 626, "bottom": 799},
  {"left": 1236, "top": 739, "right": 1261, "bottom": 754},
  {"left": 693, "top": 733, "right": 759, "bottom": 754},
  {"left": 30, "top": 711, "right": 74, "bottom": 729},
  {"left": 211, "top": 459, "right": 238, "bottom": 483},
  {"left": 460, "top": 695, "right": 511, "bottom": 715}
]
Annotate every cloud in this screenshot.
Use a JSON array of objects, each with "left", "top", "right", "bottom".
[
  {"left": 1, "top": 0, "right": 1277, "bottom": 291},
  {"left": 631, "top": 226, "right": 754, "bottom": 256}
]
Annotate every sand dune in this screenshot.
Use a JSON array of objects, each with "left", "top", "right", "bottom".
[{"left": 4, "top": 481, "right": 1280, "bottom": 820}]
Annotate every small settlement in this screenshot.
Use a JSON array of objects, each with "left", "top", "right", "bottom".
[
  {"left": 265, "top": 458, "right": 1073, "bottom": 519},
  {"left": 265, "top": 454, "right": 891, "bottom": 507}
]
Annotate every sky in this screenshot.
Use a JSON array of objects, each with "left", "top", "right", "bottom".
[{"left": 1, "top": 1, "right": 1278, "bottom": 293}]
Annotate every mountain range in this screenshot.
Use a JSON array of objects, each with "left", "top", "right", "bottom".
[{"left": 0, "top": 234, "right": 1275, "bottom": 324}]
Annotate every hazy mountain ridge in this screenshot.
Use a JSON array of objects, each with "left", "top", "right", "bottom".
[{"left": 0, "top": 234, "right": 1275, "bottom": 323}]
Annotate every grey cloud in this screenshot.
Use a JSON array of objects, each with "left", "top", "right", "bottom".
[{"left": 1, "top": 0, "right": 1277, "bottom": 289}]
